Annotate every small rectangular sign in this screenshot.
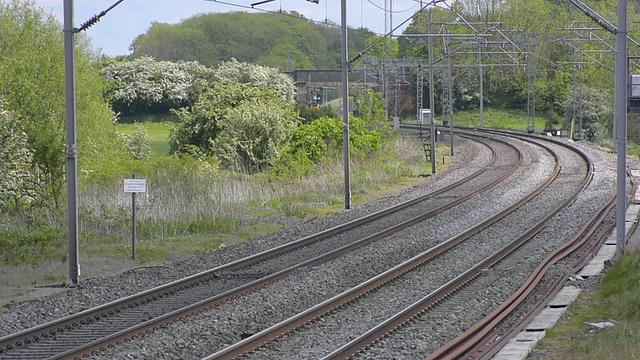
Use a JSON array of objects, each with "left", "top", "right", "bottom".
[{"left": 124, "top": 179, "right": 146, "bottom": 193}]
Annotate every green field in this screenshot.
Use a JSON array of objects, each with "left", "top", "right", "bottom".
[{"left": 452, "top": 108, "right": 549, "bottom": 133}]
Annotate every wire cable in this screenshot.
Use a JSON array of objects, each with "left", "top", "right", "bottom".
[
  {"left": 366, "top": 0, "right": 418, "bottom": 14},
  {"left": 196, "top": 0, "right": 365, "bottom": 31},
  {"left": 350, "top": 0, "right": 446, "bottom": 63}
]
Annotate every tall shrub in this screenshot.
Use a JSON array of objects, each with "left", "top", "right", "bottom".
[
  {"left": 0, "top": 0, "right": 126, "bottom": 210},
  {"left": 101, "top": 56, "right": 214, "bottom": 116},
  {"left": 170, "top": 82, "right": 301, "bottom": 173},
  {"left": 0, "top": 99, "right": 33, "bottom": 209}
]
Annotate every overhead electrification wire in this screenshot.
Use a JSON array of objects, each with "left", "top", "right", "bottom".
[
  {"left": 75, "top": 0, "right": 126, "bottom": 33},
  {"left": 349, "top": 0, "right": 446, "bottom": 63},
  {"left": 366, "top": 0, "right": 417, "bottom": 13},
  {"left": 199, "top": 0, "right": 270, "bottom": 12},
  {"left": 196, "top": 0, "right": 353, "bottom": 30}
]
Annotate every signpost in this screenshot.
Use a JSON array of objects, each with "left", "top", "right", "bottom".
[{"left": 124, "top": 175, "right": 146, "bottom": 260}]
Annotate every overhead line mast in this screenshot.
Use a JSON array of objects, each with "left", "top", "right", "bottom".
[{"left": 64, "top": 0, "right": 129, "bottom": 284}]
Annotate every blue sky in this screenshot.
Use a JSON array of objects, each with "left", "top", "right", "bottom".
[{"left": 34, "top": 0, "right": 431, "bottom": 57}]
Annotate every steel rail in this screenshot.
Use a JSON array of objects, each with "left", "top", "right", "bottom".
[
  {"left": 319, "top": 133, "right": 592, "bottom": 360},
  {"left": 202, "top": 137, "right": 562, "bottom": 359},
  {"left": 56, "top": 135, "right": 521, "bottom": 360},
  {"left": 428, "top": 195, "right": 616, "bottom": 359},
  {"left": 0, "top": 134, "right": 515, "bottom": 359}
]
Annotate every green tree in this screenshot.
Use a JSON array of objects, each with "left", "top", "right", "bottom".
[
  {"left": 562, "top": 86, "right": 611, "bottom": 141},
  {"left": 455, "top": 0, "right": 508, "bottom": 24},
  {"left": 170, "top": 82, "right": 301, "bottom": 173},
  {"left": 0, "top": 0, "right": 126, "bottom": 209},
  {"left": 214, "top": 59, "right": 296, "bottom": 102},
  {"left": 211, "top": 100, "right": 300, "bottom": 173},
  {"left": 0, "top": 99, "right": 33, "bottom": 209},
  {"left": 355, "top": 90, "right": 388, "bottom": 129},
  {"left": 129, "top": 22, "right": 217, "bottom": 63},
  {"left": 120, "top": 123, "right": 154, "bottom": 160},
  {"left": 130, "top": 11, "right": 373, "bottom": 71},
  {"left": 363, "top": 35, "right": 399, "bottom": 59}
]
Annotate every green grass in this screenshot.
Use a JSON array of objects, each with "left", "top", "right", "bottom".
[
  {"left": 452, "top": 108, "right": 548, "bottom": 133},
  {"left": 116, "top": 121, "right": 173, "bottom": 157},
  {"left": 530, "top": 250, "right": 640, "bottom": 359},
  {"left": 0, "top": 108, "right": 525, "bottom": 287},
  {"left": 82, "top": 233, "right": 224, "bottom": 263},
  {"left": 629, "top": 144, "right": 640, "bottom": 158}
]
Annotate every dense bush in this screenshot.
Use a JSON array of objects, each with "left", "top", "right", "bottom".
[
  {"left": 280, "top": 115, "right": 381, "bottom": 165},
  {"left": 0, "top": 99, "right": 33, "bottom": 208},
  {"left": 120, "top": 123, "right": 154, "bottom": 160},
  {"left": 170, "top": 81, "right": 301, "bottom": 173},
  {"left": 0, "top": 0, "right": 127, "bottom": 211},
  {"left": 562, "top": 86, "right": 611, "bottom": 140},
  {"left": 214, "top": 59, "right": 296, "bottom": 103},
  {"left": 102, "top": 56, "right": 214, "bottom": 116},
  {"left": 296, "top": 104, "right": 337, "bottom": 124}
]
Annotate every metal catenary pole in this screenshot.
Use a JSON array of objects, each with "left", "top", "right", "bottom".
[
  {"left": 132, "top": 174, "right": 137, "bottom": 260},
  {"left": 341, "top": 0, "right": 351, "bottom": 209},
  {"left": 478, "top": 40, "right": 484, "bottom": 128},
  {"left": 616, "top": 0, "right": 627, "bottom": 256},
  {"left": 428, "top": 10, "right": 436, "bottom": 173},
  {"left": 64, "top": 0, "right": 80, "bottom": 285}
]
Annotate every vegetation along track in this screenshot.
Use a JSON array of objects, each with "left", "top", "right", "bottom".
[
  {"left": 0, "top": 133, "right": 525, "bottom": 359},
  {"left": 100, "top": 131, "right": 583, "bottom": 359},
  {"left": 199, "top": 129, "right": 591, "bottom": 359}
]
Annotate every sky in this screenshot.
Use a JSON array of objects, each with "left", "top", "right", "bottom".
[{"left": 34, "top": 0, "right": 433, "bottom": 57}]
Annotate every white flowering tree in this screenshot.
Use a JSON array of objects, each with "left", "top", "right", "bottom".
[
  {"left": 562, "top": 86, "right": 611, "bottom": 141},
  {"left": 102, "top": 56, "right": 214, "bottom": 115},
  {"left": 170, "top": 82, "right": 300, "bottom": 173},
  {"left": 0, "top": 100, "right": 33, "bottom": 208},
  {"left": 214, "top": 59, "right": 296, "bottom": 103}
]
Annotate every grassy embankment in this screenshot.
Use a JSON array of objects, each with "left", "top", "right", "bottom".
[
  {"left": 529, "top": 249, "right": 640, "bottom": 359},
  {"left": 88, "top": 119, "right": 439, "bottom": 270},
  {"left": 453, "top": 108, "right": 548, "bottom": 132},
  {"left": 0, "top": 114, "right": 439, "bottom": 288}
]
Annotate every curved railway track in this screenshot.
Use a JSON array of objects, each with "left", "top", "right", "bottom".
[
  {"left": 0, "top": 128, "right": 616, "bottom": 360},
  {"left": 200, "top": 129, "right": 594, "bottom": 359},
  {"left": 0, "top": 133, "right": 525, "bottom": 360}
]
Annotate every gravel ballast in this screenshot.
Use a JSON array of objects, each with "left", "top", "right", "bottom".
[{"left": 0, "top": 134, "right": 625, "bottom": 360}]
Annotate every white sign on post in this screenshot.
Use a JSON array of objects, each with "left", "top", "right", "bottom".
[{"left": 124, "top": 179, "right": 146, "bottom": 193}]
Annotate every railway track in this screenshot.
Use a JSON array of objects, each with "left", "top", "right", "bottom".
[
  {"left": 0, "top": 128, "right": 616, "bottom": 360},
  {"left": 199, "top": 129, "right": 594, "bottom": 359},
  {"left": 0, "top": 132, "right": 527, "bottom": 360}
]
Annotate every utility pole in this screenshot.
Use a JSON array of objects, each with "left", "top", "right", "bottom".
[
  {"left": 63, "top": 0, "right": 80, "bottom": 284},
  {"left": 341, "top": 0, "right": 351, "bottom": 209},
  {"left": 616, "top": 0, "right": 628, "bottom": 256},
  {"left": 478, "top": 41, "right": 484, "bottom": 127},
  {"left": 428, "top": 10, "right": 436, "bottom": 173}
]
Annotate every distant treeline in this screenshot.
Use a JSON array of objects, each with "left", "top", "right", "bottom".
[{"left": 129, "top": 11, "right": 374, "bottom": 71}]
